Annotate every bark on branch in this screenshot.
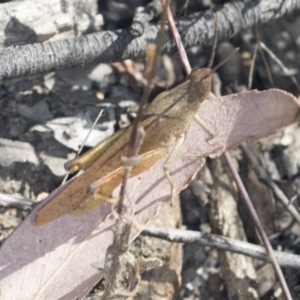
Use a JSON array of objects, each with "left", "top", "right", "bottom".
[
  {"left": 143, "top": 225, "right": 300, "bottom": 269},
  {"left": 1, "top": 0, "right": 299, "bottom": 80}
]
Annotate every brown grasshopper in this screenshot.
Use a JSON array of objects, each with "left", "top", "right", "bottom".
[{"left": 35, "top": 16, "right": 237, "bottom": 226}]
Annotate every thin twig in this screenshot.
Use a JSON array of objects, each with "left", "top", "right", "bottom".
[
  {"left": 163, "top": 0, "right": 191, "bottom": 74},
  {"left": 259, "top": 41, "right": 300, "bottom": 91},
  {"left": 241, "top": 144, "right": 300, "bottom": 226},
  {"left": 118, "top": 1, "right": 169, "bottom": 213},
  {"left": 142, "top": 224, "right": 300, "bottom": 269},
  {"left": 0, "top": 193, "right": 34, "bottom": 211},
  {"left": 248, "top": 43, "right": 258, "bottom": 89},
  {"left": 1, "top": 0, "right": 299, "bottom": 80},
  {"left": 130, "top": 0, "right": 163, "bottom": 37},
  {"left": 255, "top": 27, "right": 275, "bottom": 87},
  {"left": 223, "top": 152, "right": 292, "bottom": 300},
  {"left": 165, "top": 3, "right": 292, "bottom": 300}
]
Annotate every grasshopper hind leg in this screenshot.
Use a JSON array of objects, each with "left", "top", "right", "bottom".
[
  {"left": 71, "top": 148, "right": 166, "bottom": 216},
  {"left": 71, "top": 192, "right": 116, "bottom": 216}
]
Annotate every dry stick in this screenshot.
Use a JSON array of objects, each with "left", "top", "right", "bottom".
[
  {"left": 247, "top": 39, "right": 300, "bottom": 222},
  {"left": 1, "top": 0, "right": 300, "bottom": 81},
  {"left": 130, "top": 0, "right": 163, "bottom": 37},
  {"left": 255, "top": 27, "right": 275, "bottom": 87},
  {"left": 247, "top": 31, "right": 300, "bottom": 91},
  {"left": 0, "top": 193, "right": 34, "bottom": 211},
  {"left": 259, "top": 41, "right": 300, "bottom": 91},
  {"left": 142, "top": 225, "right": 300, "bottom": 269},
  {"left": 248, "top": 43, "right": 258, "bottom": 90},
  {"left": 224, "top": 152, "right": 292, "bottom": 300},
  {"left": 241, "top": 144, "right": 300, "bottom": 226},
  {"left": 164, "top": 1, "right": 191, "bottom": 74},
  {"left": 164, "top": 3, "right": 292, "bottom": 300},
  {"left": 117, "top": 1, "right": 169, "bottom": 215}
]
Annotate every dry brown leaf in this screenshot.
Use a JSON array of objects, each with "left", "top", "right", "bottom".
[{"left": 0, "top": 89, "right": 299, "bottom": 299}]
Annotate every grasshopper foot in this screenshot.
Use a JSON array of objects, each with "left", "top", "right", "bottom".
[
  {"left": 169, "top": 187, "right": 178, "bottom": 207},
  {"left": 163, "top": 168, "right": 177, "bottom": 207}
]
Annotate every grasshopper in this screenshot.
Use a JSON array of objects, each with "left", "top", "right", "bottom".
[{"left": 35, "top": 15, "right": 236, "bottom": 226}]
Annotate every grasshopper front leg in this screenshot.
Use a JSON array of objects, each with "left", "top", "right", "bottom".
[
  {"left": 163, "top": 132, "right": 208, "bottom": 207},
  {"left": 193, "top": 115, "right": 215, "bottom": 139},
  {"left": 194, "top": 114, "right": 226, "bottom": 152},
  {"left": 162, "top": 133, "right": 186, "bottom": 206}
]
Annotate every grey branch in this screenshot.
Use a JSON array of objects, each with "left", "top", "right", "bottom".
[
  {"left": 0, "top": 193, "right": 34, "bottom": 210},
  {"left": 1, "top": 0, "right": 299, "bottom": 80},
  {"left": 142, "top": 224, "right": 300, "bottom": 269},
  {"left": 130, "top": 0, "right": 163, "bottom": 37}
]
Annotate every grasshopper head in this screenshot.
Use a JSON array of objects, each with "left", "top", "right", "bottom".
[{"left": 188, "top": 68, "right": 212, "bottom": 100}]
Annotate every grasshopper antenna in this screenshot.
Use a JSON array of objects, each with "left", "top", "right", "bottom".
[
  {"left": 211, "top": 47, "right": 239, "bottom": 74},
  {"left": 62, "top": 109, "right": 104, "bottom": 184},
  {"left": 207, "top": 12, "right": 239, "bottom": 76},
  {"left": 207, "top": 11, "right": 220, "bottom": 69}
]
